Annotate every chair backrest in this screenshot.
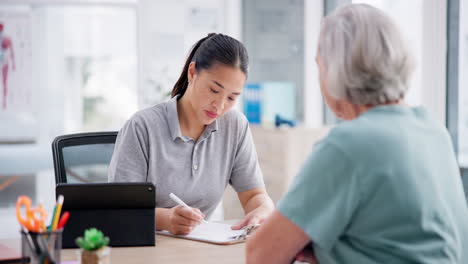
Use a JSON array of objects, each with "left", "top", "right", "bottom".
[{"left": 52, "top": 132, "right": 118, "bottom": 184}]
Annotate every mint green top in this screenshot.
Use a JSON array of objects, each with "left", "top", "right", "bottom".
[{"left": 278, "top": 106, "right": 468, "bottom": 264}]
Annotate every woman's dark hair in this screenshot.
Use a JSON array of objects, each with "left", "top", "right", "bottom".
[{"left": 171, "top": 33, "right": 249, "bottom": 98}]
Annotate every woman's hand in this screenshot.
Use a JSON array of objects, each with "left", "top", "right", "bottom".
[
  {"left": 231, "top": 205, "right": 272, "bottom": 230},
  {"left": 232, "top": 188, "right": 274, "bottom": 230},
  {"left": 167, "top": 205, "right": 205, "bottom": 235}
]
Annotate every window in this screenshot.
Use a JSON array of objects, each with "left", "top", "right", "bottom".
[
  {"left": 0, "top": 4, "right": 138, "bottom": 136},
  {"left": 458, "top": 1, "right": 468, "bottom": 167},
  {"left": 0, "top": 3, "right": 138, "bottom": 239},
  {"left": 60, "top": 6, "right": 138, "bottom": 132}
]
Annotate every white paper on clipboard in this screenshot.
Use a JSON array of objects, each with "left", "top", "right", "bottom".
[{"left": 156, "top": 221, "right": 246, "bottom": 245}]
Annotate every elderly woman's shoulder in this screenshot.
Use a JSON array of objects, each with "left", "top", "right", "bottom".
[
  {"left": 327, "top": 120, "right": 366, "bottom": 139},
  {"left": 325, "top": 107, "right": 451, "bottom": 151},
  {"left": 319, "top": 119, "right": 388, "bottom": 161},
  {"left": 324, "top": 116, "right": 387, "bottom": 147}
]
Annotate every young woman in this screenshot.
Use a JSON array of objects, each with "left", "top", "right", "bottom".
[{"left": 109, "top": 33, "right": 274, "bottom": 235}]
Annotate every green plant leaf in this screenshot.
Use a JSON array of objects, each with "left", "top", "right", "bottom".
[{"left": 76, "top": 228, "right": 110, "bottom": 251}]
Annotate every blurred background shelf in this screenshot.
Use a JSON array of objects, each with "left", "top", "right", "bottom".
[{"left": 223, "top": 126, "right": 330, "bottom": 219}]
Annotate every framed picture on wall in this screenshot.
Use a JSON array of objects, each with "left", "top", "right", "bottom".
[{"left": 0, "top": 6, "right": 37, "bottom": 143}]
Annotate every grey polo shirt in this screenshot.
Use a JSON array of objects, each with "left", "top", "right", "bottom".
[{"left": 108, "top": 96, "right": 265, "bottom": 218}]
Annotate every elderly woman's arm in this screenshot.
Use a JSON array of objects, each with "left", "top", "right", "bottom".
[{"left": 246, "top": 210, "right": 317, "bottom": 264}]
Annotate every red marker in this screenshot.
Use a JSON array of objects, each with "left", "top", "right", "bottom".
[{"left": 57, "top": 211, "right": 70, "bottom": 229}]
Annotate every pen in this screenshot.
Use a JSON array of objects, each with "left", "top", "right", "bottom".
[
  {"left": 21, "top": 228, "right": 39, "bottom": 255},
  {"left": 57, "top": 211, "right": 70, "bottom": 229},
  {"left": 47, "top": 207, "right": 56, "bottom": 232},
  {"left": 37, "top": 233, "right": 54, "bottom": 264},
  {"left": 51, "top": 195, "right": 64, "bottom": 230},
  {"left": 169, "top": 193, "right": 208, "bottom": 223}
]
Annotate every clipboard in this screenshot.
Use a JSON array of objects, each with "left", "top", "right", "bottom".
[{"left": 156, "top": 222, "right": 259, "bottom": 245}]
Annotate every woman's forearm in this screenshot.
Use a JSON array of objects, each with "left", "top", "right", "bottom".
[
  {"left": 244, "top": 192, "right": 274, "bottom": 214},
  {"left": 155, "top": 208, "right": 171, "bottom": 231}
]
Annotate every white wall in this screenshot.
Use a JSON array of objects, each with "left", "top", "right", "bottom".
[
  {"left": 304, "top": 0, "right": 324, "bottom": 127},
  {"left": 421, "top": 0, "right": 447, "bottom": 124},
  {"left": 137, "top": 0, "right": 242, "bottom": 109}
]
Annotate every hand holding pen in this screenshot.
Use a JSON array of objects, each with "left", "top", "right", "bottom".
[{"left": 168, "top": 193, "right": 207, "bottom": 235}]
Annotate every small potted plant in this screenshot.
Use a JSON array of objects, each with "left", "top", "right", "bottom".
[{"left": 75, "top": 228, "right": 110, "bottom": 264}]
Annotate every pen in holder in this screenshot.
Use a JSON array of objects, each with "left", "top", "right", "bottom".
[{"left": 21, "top": 229, "right": 62, "bottom": 264}]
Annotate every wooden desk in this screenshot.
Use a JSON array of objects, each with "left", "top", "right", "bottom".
[{"left": 1, "top": 233, "right": 245, "bottom": 264}]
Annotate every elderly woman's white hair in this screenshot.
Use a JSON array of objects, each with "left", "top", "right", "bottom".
[{"left": 318, "top": 4, "right": 415, "bottom": 105}]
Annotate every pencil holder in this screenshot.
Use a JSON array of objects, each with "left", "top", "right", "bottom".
[{"left": 21, "top": 229, "right": 62, "bottom": 264}]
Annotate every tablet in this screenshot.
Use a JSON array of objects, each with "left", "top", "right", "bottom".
[{"left": 56, "top": 182, "right": 156, "bottom": 248}]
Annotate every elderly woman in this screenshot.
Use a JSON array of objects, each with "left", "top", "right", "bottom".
[{"left": 246, "top": 4, "right": 468, "bottom": 264}]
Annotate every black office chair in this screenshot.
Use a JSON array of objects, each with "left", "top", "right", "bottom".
[{"left": 52, "top": 132, "right": 118, "bottom": 184}]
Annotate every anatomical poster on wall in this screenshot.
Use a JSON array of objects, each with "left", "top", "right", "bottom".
[{"left": 0, "top": 8, "right": 36, "bottom": 142}]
